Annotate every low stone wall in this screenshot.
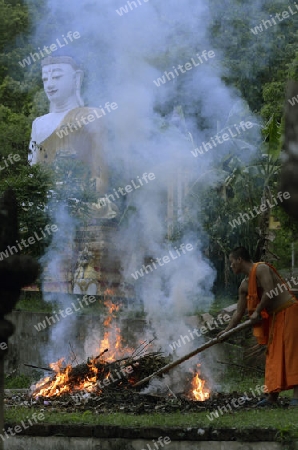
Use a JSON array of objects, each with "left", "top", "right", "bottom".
[
  {"left": 4, "top": 310, "right": 148, "bottom": 377},
  {"left": 1, "top": 425, "right": 290, "bottom": 450},
  {"left": 3, "top": 437, "right": 285, "bottom": 450}
]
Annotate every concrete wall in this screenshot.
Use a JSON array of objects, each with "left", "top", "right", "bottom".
[
  {"left": 2, "top": 437, "right": 287, "bottom": 450},
  {"left": 4, "top": 310, "right": 148, "bottom": 377}
]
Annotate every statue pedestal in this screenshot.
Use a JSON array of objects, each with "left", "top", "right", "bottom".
[
  {"left": 74, "top": 222, "right": 131, "bottom": 298},
  {"left": 39, "top": 221, "right": 134, "bottom": 299}
]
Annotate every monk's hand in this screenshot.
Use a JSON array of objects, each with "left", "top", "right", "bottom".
[{"left": 249, "top": 311, "right": 262, "bottom": 325}]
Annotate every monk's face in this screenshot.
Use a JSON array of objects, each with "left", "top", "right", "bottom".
[
  {"left": 42, "top": 63, "right": 76, "bottom": 104},
  {"left": 229, "top": 255, "right": 243, "bottom": 274}
]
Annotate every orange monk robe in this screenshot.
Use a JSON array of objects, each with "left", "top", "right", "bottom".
[{"left": 247, "top": 262, "right": 298, "bottom": 393}]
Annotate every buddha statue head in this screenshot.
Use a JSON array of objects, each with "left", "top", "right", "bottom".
[{"left": 41, "top": 56, "right": 84, "bottom": 112}]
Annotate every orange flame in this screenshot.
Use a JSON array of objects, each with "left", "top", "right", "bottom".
[
  {"left": 189, "top": 366, "right": 210, "bottom": 401},
  {"left": 97, "top": 297, "right": 126, "bottom": 362},
  {"left": 32, "top": 293, "right": 133, "bottom": 398}
]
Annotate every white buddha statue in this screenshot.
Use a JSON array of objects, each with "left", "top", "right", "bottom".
[
  {"left": 29, "top": 55, "right": 117, "bottom": 219},
  {"left": 29, "top": 56, "right": 119, "bottom": 295}
]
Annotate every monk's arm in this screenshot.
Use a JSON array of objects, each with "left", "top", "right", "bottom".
[
  {"left": 221, "top": 281, "right": 247, "bottom": 333},
  {"left": 254, "top": 264, "right": 275, "bottom": 315}
]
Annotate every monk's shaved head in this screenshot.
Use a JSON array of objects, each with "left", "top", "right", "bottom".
[{"left": 230, "top": 246, "right": 251, "bottom": 262}]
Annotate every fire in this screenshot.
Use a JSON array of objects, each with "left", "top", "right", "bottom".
[
  {"left": 32, "top": 358, "right": 102, "bottom": 398},
  {"left": 33, "top": 358, "right": 72, "bottom": 398},
  {"left": 189, "top": 365, "right": 210, "bottom": 401},
  {"left": 98, "top": 297, "right": 126, "bottom": 362},
  {"left": 32, "top": 293, "right": 133, "bottom": 398}
]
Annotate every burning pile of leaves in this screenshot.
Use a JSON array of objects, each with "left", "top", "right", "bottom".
[
  {"left": 30, "top": 344, "right": 171, "bottom": 399},
  {"left": 21, "top": 295, "right": 213, "bottom": 412},
  {"left": 20, "top": 342, "right": 215, "bottom": 414},
  {"left": 5, "top": 381, "right": 278, "bottom": 416},
  {"left": 5, "top": 297, "right": 272, "bottom": 414}
]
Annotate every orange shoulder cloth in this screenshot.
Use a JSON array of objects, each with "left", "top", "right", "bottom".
[{"left": 247, "top": 262, "right": 270, "bottom": 345}]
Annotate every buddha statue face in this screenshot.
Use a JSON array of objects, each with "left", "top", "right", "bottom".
[
  {"left": 42, "top": 63, "right": 77, "bottom": 104},
  {"left": 41, "top": 57, "right": 84, "bottom": 111}
]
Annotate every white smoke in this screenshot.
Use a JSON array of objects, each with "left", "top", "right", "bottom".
[{"left": 24, "top": 0, "right": 265, "bottom": 385}]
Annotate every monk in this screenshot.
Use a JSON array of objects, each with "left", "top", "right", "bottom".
[{"left": 220, "top": 246, "right": 298, "bottom": 407}]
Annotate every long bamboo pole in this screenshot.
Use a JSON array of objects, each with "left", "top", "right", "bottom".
[{"left": 132, "top": 319, "right": 252, "bottom": 388}]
